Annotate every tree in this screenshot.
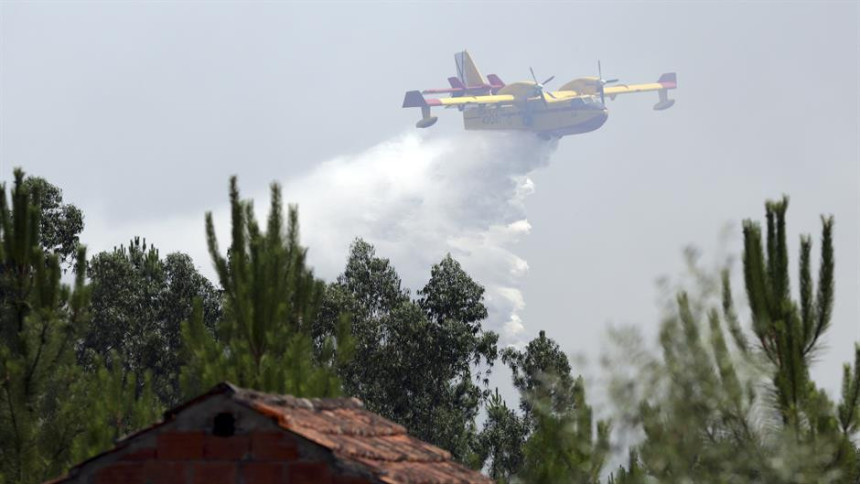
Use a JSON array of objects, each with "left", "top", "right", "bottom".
[
  {"left": 475, "top": 389, "right": 528, "bottom": 483},
  {"left": 81, "top": 238, "right": 221, "bottom": 406},
  {"left": 609, "top": 197, "right": 860, "bottom": 483},
  {"left": 20, "top": 176, "right": 83, "bottom": 269},
  {"left": 498, "top": 331, "right": 609, "bottom": 483},
  {"left": 502, "top": 330, "right": 577, "bottom": 429},
  {"left": 519, "top": 376, "right": 609, "bottom": 484},
  {"left": 320, "top": 243, "right": 498, "bottom": 462},
  {"left": 181, "top": 177, "right": 348, "bottom": 399},
  {"left": 68, "top": 351, "right": 161, "bottom": 465},
  {"left": 0, "top": 170, "right": 89, "bottom": 483}
]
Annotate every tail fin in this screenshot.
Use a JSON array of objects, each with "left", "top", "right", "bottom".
[
  {"left": 402, "top": 91, "right": 438, "bottom": 128},
  {"left": 487, "top": 74, "right": 505, "bottom": 88},
  {"left": 403, "top": 90, "right": 428, "bottom": 108},
  {"left": 455, "top": 50, "right": 487, "bottom": 87},
  {"left": 657, "top": 72, "right": 677, "bottom": 89},
  {"left": 654, "top": 73, "right": 677, "bottom": 110}
]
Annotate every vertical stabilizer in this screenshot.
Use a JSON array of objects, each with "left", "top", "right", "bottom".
[{"left": 454, "top": 50, "right": 487, "bottom": 87}]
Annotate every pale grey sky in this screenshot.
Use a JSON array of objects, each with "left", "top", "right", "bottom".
[{"left": 1, "top": 2, "right": 857, "bottom": 403}]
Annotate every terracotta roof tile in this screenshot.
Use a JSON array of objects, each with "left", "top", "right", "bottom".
[
  {"left": 48, "top": 383, "right": 493, "bottom": 484},
  {"left": 223, "top": 384, "right": 493, "bottom": 484}
]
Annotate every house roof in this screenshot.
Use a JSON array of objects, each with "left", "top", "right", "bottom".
[
  {"left": 56, "top": 382, "right": 493, "bottom": 484},
  {"left": 225, "top": 384, "right": 492, "bottom": 483}
]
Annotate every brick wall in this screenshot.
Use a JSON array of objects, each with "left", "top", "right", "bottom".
[{"left": 89, "top": 430, "right": 373, "bottom": 484}]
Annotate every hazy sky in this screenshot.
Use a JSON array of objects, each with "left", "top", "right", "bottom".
[{"left": 1, "top": 1, "right": 857, "bottom": 403}]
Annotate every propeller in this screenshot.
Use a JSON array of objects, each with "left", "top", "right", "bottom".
[
  {"left": 529, "top": 67, "right": 556, "bottom": 105},
  {"left": 596, "top": 60, "right": 619, "bottom": 105}
]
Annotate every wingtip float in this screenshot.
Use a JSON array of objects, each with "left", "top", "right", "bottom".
[{"left": 403, "top": 50, "right": 677, "bottom": 140}]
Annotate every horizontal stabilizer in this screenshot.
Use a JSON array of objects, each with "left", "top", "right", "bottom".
[
  {"left": 448, "top": 77, "right": 466, "bottom": 89},
  {"left": 487, "top": 74, "right": 505, "bottom": 88}
]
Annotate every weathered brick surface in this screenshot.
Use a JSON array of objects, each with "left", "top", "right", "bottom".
[
  {"left": 94, "top": 462, "right": 145, "bottom": 484},
  {"left": 250, "top": 432, "right": 299, "bottom": 461},
  {"left": 192, "top": 462, "right": 237, "bottom": 484},
  {"left": 143, "top": 461, "right": 188, "bottom": 484},
  {"left": 121, "top": 447, "right": 157, "bottom": 461},
  {"left": 203, "top": 434, "right": 250, "bottom": 460},
  {"left": 287, "top": 461, "right": 332, "bottom": 484},
  {"left": 241, "top": 462, "right": 286, "bottom": 483},
  {"left": 158, "top": 431, "right": 205, "bottom": 460}
]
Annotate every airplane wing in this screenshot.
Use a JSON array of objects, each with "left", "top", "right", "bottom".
[
  {"left": 603, "top": 73, "right": 677, "bottom": 97},
  {"left": 403, "top": 91, "right": 516, "bottom": 108}
]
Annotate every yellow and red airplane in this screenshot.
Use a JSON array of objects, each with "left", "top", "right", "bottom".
[{"left": 403, "top": 51, "right": 677, "bottom": 139}]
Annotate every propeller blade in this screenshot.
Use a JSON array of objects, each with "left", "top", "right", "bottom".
[
  {"left": 530, "top": 67, "right": 538, "bottom": 84},
  {"left": 542, "top": 75, "right": 555, "bottom": 85},
  {"left": 604, "top": 78, "right": 619, "bottom": 84},
  {"left": 545, "top": 91, "right": 556, "bottom": 99}
]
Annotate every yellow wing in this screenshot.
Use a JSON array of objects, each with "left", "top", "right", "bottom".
[
  {"left": 427, "top": 93, "right": 517, "bottom": 107},
  {"left": 605, "top": 73, "right": 676, "bottom": 97},
  {"left": 404, "top": 81, "right": 543, "bottom": 109}
]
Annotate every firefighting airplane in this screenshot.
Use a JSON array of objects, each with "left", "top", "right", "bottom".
[{"left": 403, "top": 51, "right": 677, "bottom": 140}]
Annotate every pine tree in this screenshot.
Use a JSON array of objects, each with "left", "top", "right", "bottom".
[
  {"left": 181, "top": 177, "right": 349, "bottom": 398},
  {"left": 0, "top": 170, "right": 89, "bottom": 483},
  {"left": 613, "top": 196, "right": 860, "bottom": 483},
  {"left": 68, "top": 351, "right": 161, "bottom": 465}
]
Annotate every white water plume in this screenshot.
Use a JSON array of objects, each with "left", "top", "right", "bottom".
[
  {"left": 82, "top": 130, "right": 557, "bottom": 344},
  {"left": 286, "top": 131, "right": 557, "bottom": 344}
]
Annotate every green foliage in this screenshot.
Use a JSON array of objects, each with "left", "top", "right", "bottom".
[
  {"left": 607, "top": 197, "right": 860, "bottom": 483},
  {"left": 319, "top": 242, "right": 498, "bottom": 461},
  {"left": 69, "top": 352, "right": 161, "bottom": 465},
  {"left": 0, "top": 170, "right": 90, "bottom": 483},
  {"left": 503, "top": 330, "right": 576, "bottom": 429},
  {"left": 607, "top": 451, "right": 646, "bottom": 484},
  {"left": 503, "top": 330, "right": 608, "bottom": 483},
  {"left": 519, "top": 376, "right": 609, "bottom": 484},
  {"left": 82, "top": 238, "right": 221, "bottom": 406},
  {"left": 475, "top": 389, "right": 528, "bottom": 482},
  {"left": 20, "top": 176, "right": 83, "bottom": 269},
  {"left": 742, "top": 196, "right": 835, "bottom": 429},
  {"left": 181, "top": 177, "right": 347, "bottom": 399}
]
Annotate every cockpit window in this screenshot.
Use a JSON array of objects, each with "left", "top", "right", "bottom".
[{"left": 572, "top": 98, "right": 585, "bottom": 107}]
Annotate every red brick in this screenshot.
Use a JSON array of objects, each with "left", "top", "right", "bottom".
[
  {"left": 241, "top": 462, "right": 286, "bottom": 483},
  {"left": 94, "top": 462, "right": 145, "bottom": 484},
  {"left": 204, "top": 434, "right": 250, "bottom": 460},
  {"left": 121, "top": 447, "right": 157, "bottom": 460},
  {"left": 288, "top": 462, "right": 332, "bottom": 484},
  {"left": 250, "top": 432, "right": 299, "bottom": 461},
  {"left": 192, "top": 462, "right": 237, "bottom": 484},
  {"left": 332, "top": 475, "right": 372, "bottom": 484},
  {"left": 158, "top": 431, "right": 205, "bottom": 460},
  {"left": 144, "top": 461, "right": 188, "bottom": 484}
]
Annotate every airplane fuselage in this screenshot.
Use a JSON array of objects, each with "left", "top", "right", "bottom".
[{"left": 462, "top": 99, "right": 608, "bottom": 139}]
